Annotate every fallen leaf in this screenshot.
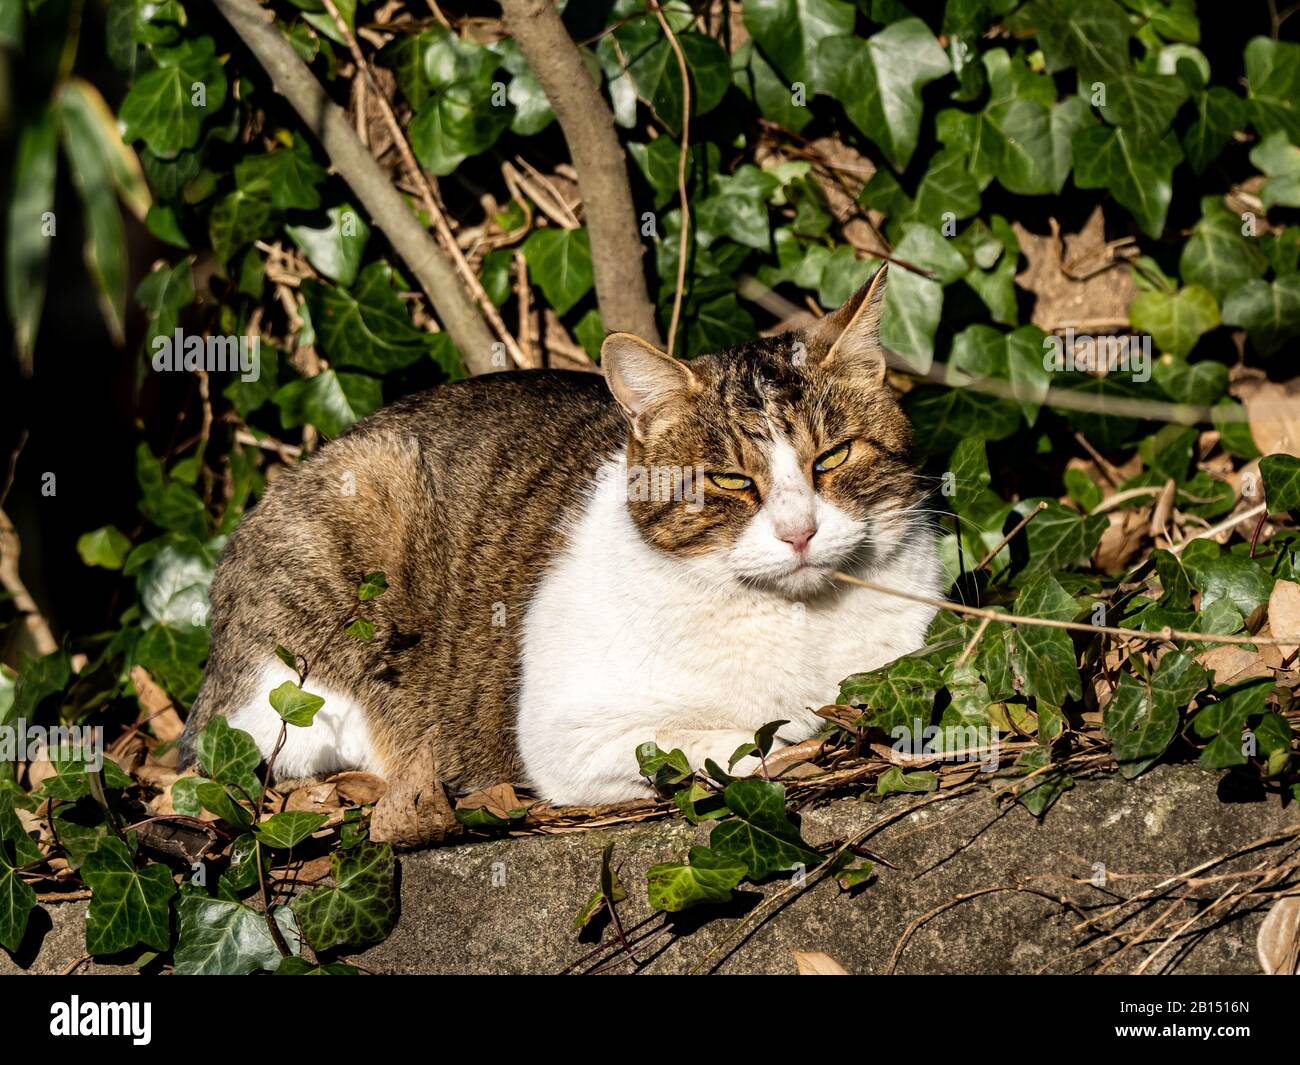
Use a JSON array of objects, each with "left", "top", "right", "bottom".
[
  {"left": 130, "top": 665, "right": 186, "bottom": 742},
  {"left": 285, "top": 782, "right": 340, "bottom": 814},
  {"left": 793, "top": 950, "right": 850, "bottom": 975},
  {"left": 1268, "top": 580, "right": 1300, "bottom": 659},
  {"left": 272, "top": 854, "right": 333, "bottom": 886},
  {"left": 327, "top": 771, "right": 389, "bottom": 806},
  {"left": 1094, "top": 508, "right": 1150, "bottom": 573},
  {"left": 1197, "top": 644, "right": 1271, "bottom": 686},
  {"left": 1237, "top": 380, "right": 1300, "bottom": 457},
  {"left": 370, "top": 744, "right": 459, "bottom": 848},
  {"left": 1257, "top": 896, "right": 1300, "bottom": 975},
  {"left": 765, "top": 738, "right": 826, "bottom": 777},
  {"left": 456, "top": 782, "right": 527, "bottom": 820}
]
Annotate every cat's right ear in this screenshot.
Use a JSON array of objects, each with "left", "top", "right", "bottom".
[{"left": 601, "top": 333, "right": 697, "bottom": 439}]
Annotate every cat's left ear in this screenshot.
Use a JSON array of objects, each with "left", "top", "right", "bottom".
[
  {"left": 805, "top": 265, "right": 889, "bottom": 383},
  {"left": 601, "top": 332, "right": 698, "bottom": 439}
]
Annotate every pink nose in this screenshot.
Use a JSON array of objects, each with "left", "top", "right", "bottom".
[{"left": 779, "top": 526, "right": 817, "bottom": 554}]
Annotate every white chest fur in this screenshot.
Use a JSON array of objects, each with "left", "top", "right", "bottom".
[{"left": 517, "top": 456, "right": 941, "bottom": 804}]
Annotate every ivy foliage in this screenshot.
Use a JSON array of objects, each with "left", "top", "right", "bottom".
[{"left": 3, "top": 0, "right": 1300, "bottom": 957}]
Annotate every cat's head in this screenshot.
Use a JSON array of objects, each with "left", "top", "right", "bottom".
[{"left": 601, "top": 268, "right": 922, "bottom": 599}]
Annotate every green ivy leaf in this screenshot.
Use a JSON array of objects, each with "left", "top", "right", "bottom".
[
  {"left": 710, "top": 778, "right": 822, "bottom": 879},
  {"left": 407, "top": 28, "right": 513, "bottom": 175},
  {"left": 274, "top": 369, "right": 382, "bottom": 439},
  {"left": 1183, "top": 87, "right": 1246, "bottom": 174},
  {"left": 1179, "top": 197, "right": 1268, "bottom": 303},
  {"left": 1193, "top": 678, "right": 1273, "bottom": 769},
  {"left": 1104, "top": 650, "right": 1209, "bottom": 778},
  {"left": 839, "top": 652, "right": 943, "bottom": 734},
  {"left": 646, "top": 845, "right": 747, "bottom": 912},
  {"left": 268, "top": 681, "right": 325, "bottom": 728},
  {"left": 1221, "top": 276, "right": 1300, "bottom": 356},
  {"left": 119, "top": 37, "right": 228, "bottom": 157},
  {"left": 82, "top": 836, "right": 176, "bottom": 955},
  {"left": 1020, "top": 0, "right": 1131, "bottom": 80},
  {"left": 255, "top": 811, "right": 327, "bottom": 849},
  {"left": 357, "top": 571, "right": 389, "bottom": 601},
  {"left": 173, "top": 894, "right": 300, "bottom": 975},
  {"left": 1072, "top": 125, "right": 1182, "bottom": 238},
  {"left": 1019, "top": 501, "right": 1108, "bottom": 577},
  {"left": 195, "top": 715, "right": 262, "bottom": 799},
  {"left": 234, "top": 138, "right": 326, "bottom": 211},
  {"left": 286, "top": 204, "right": 370, "bottom": 287},
  {"left": 604, "top": 19, "right": 730, "bottom": 134},
  {"left": 0, "top": 838, "right": 38, "bottom": 953},
  {"left": 1252, "top": 132, "right": 1300, "bottom": 210},
  {"left": 742, "top": 0, "right": 856, "bottom": 87},
  {"left": 1261, "top": 454, "right": 1300, "bottom": 513},
  {"left": 1128, "top": 284, "right": 1220, "bottom": 358},
  {"left": 1244, "top": 35, "right": 1300, "bottom": 143},
  {"left": 573, "top": 841, "right": 627, "bottom": 929},
  {"left": 816, "top": 19, "right": 951, "bottom": 171},
  {"left": 303, "top": 262, "right": 427, "bottom": 373},
  {"left": 77, "top": 525, "right": 133, "bottom": 570},
  {"left": 523, "top": 227, "right": 594, "bottom": 315},
  {"left": 292, "top": 841, "right": 399, "bottom": 951},
  {"left": 875, "top": 766, "right": 938, "bottom": 796},
  {"left": 1011, "top": 574, "right": 1082, "bottom": 706}
]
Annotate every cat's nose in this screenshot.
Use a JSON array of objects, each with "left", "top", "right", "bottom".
[{"left": 779, "top": 525, "right": 817, "bottom": 554}]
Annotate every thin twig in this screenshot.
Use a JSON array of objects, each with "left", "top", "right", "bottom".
[
  {"left": 974, "top": 501, "right": 1049, "bottom": 572},
  {"left": 651, "top": 1, "right": 690, "bottom": 356},
  {"left": 831, "top": 571, "right": 1300, "bottom": 647}
]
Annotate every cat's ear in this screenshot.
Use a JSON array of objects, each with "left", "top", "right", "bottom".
[
  {"left": 806, "top": 266, "right": 889, "bottom": 383},
  {"left": 601, "top": 333, "right": 697, "bottom": 437}
]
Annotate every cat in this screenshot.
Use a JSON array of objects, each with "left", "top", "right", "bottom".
[{"left": 180, "top": 268, "right": 942, "bottom": 842}]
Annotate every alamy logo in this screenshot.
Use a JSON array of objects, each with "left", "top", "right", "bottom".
[
  {"left": 0, "top": 719, "right": 102, "bottom": 772},
  {"left": 624, "top": 464, "right": 706, "bottom": 512},
  {"left": 152, "top": 329, "right": 261, "bottom": 382},
  {"left": 1041, "top": 328, "right": 1151, "bottom": 383},
  {"left": 49, "top": 997, "right": 151, "bottom": 1045}
]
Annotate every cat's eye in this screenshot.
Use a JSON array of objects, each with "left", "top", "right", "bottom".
[
  {"left": 709, "top": 472, "right": 753, "bottom": 491},
  {"left": 815, "top": 442, "right": 851, "bottom": 472}
]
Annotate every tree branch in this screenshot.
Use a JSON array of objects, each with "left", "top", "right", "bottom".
[
  {"left": 499, "top": 0, "right": 663, "bottom": 347},
  {"left": 212, "top": 0, "right": 500, "bottom": 375}
]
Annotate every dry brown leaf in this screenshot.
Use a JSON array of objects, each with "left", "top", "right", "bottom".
[
  {"left": 765, "top": 737, "right": 827, "bottom": 776},
  {"left": 1014, "top": 206, "right": 1136, "bottom": 332},
  {"left": 1093, "top": 508, "right": 1149, "bottom": 573},
  {"left": 327, "top": 771, "right": 389, "bottom": 806},
  {"left": 1236, "top": 380, "right": 1300, "bottom": 458},
  {"left": 133, "top": 763, "right": 183, "bottom": 790},
  {"left": 457, "top": 782, "right": 527, "bottom": 820},
  {"left": 793, "top": 950, "right": 850, "bottom": 975},
  {"left": 272, "top": 854, "right": 333, "bottom": 886},
  {"left": 129, "top": 665, "right": 186, "bottom": 742},
  {"left": 1268, "top": 580, "right": 1300, "bottom": 659},
  {"left": 1150, "top": 478, "right": 1176, "bottom": 541},
  {"left": 1197, "top": 644, "right": 1271, "bottom": 686},
  {"left": 285, "top": 782, "right": 341, "bottom": 814},
  {"left": 370, "top": 744, "right": 458, "bottom": 848},
  {"left": 1256, "top": 896, "right": 1300, "bottom": 975}
]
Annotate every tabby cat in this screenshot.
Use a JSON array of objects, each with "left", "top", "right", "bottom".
[{"left": 181, "top": 269, "right": 942, "bottom": 842}]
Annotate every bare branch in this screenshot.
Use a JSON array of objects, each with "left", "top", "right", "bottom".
[
  {"left": 212, "top": 0, "right": 501, "bottom": 375},
  {"left": 499, "top": 0, "right": 663, "bottom": 347}
]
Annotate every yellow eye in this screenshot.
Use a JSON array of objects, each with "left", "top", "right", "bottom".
[
  {"left": 815, "top": 442, "right": 851, "bottom": 472},
  {"left": 709, "top": 473, "right": 753, "bottom": 491}
]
